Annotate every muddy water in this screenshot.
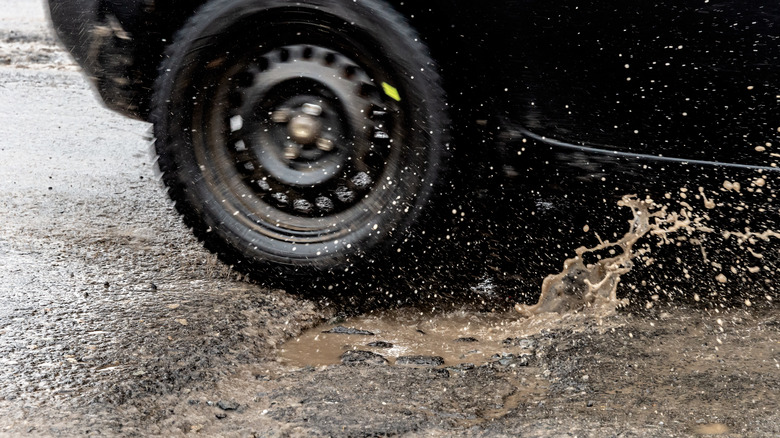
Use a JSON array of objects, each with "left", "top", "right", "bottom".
[
  {"left": 279, "top": 308, "right": 617, "bottom": 368},
  {"left": 283, "top": 184, "right": 780, "bottom": 369},
  {"left": 520, "top": 187, "right": 779, "bottom": 316},
  {"left": 517, "top": 194, "right": 704, "bottom": 316}
]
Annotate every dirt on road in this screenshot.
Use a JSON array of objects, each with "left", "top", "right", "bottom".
[{"left": 0, "top": 2, "right": 778, "bottom": 437}]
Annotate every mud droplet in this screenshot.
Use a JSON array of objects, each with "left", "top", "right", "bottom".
[
  {"left": 692, "top": 423, "right": 730, "bottom": 435},
  {"left": 699, "top": 187, "right": 716, "bottom": 209},
  {"left": 723, "top": 180, "right": 741, "bottom": 192}
]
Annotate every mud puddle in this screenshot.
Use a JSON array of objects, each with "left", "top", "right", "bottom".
[
  {"left": 197, "top": 303, "right": 779, "bottom": 437},
  {"left": 280, "top": 308, "right": 616, "bottom": 368}
]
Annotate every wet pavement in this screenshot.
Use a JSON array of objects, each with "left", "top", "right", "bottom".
[{"left": 1, "top": 2, "right": 779, "bottom": 436}]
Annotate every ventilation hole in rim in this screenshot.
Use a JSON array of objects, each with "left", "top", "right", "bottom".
[
  {"left": 229, "top": 115, "right": 243, "bottom": 132},
  {"left": 228, "top": 91, "right": 243, "bottom": 108},
  {"left": 315, "top": 196, "right": 335, "bottom": 213},
  {"left": 343, "top": 65, "right": 358, "bottom": 79},
  {"left": 242, "top": 161, "right": 256, "bottom": 173},
  {"left": 335, "top": 186, "right": 355, "bottom": 203},
  {"left": 359, "top": 82, "right": 376, "bottom": 97},
  {"left": 272, "top": 192, "right": 289, "bottom": 206},
  {"left": 324, "top": 52, "right": 337, "bottom": 65},
  {"left": 235, "top": 70, "right": 254, "bottom": 88},
  {"left": 293, "top": 199, "right": 313, "bottom": 214}
]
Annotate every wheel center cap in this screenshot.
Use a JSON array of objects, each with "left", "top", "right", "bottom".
[{"left": 288, "top": 114, "right": 321, "bottom": 145}]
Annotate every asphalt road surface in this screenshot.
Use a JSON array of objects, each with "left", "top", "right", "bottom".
[{"left": 1, "top": 1, "right": 779, "bottom": 436}]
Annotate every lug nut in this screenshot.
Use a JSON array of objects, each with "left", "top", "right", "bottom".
[
  {"left": 284, "top": 144, "right": 300, "bottom": 160},
  {"left": 302, "top": 103, "right": 323, "bottom": 116},
  {"left": 316, "top": 138, "right": 334, "bottom": 151},
  {"left": 271, "top": 109, "right": 290, "bottom": 123}
]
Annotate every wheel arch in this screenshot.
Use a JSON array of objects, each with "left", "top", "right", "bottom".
[{"left": 99, "top": 0, "right": 459, "bottom": 121}]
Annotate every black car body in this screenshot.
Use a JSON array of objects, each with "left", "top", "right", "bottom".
[{"left": 47, "top": 0, "right": 780, "bottom": 277}]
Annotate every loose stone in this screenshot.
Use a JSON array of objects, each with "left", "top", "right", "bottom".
[
  {"left": 395, "top": 355, "right": 445, "bottom": 367},
  {"left": 217, "top": 400, "right": 240, "bottom": 411},
  {"left": 323, "top": 326, "right": 375, "bottom": 335},
  {"left": 340, "top": 350, "right": 388, "bottom": 366},
  {"left": 367, "top": 341, "right": 394, "bottom": 348}
]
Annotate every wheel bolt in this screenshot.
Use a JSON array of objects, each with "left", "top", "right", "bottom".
[
  {"left": 316, "top": 138, "right": 334, "bottom": 152},
  {"left": 271, "top": 109, "right": 291, "bottom": 123},
  {"left": 284, "top": 144, "right": 301, "bottom": 160},
  {"left": 302, "top": 103, "right": 322, "bottom": 116}
]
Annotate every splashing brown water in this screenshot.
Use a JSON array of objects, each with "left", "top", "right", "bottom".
[
  {"left": 279, "top": 196, "right": 704, "bottom": 369},
  {"left": 516, "top": 196, "right": 670, "bottom": 315},
  {"left": 280, "top": 181, "right": 778, "bottom": 369},
  {"left": 516, "top": 189, "right": 777, "bottom": 316}
]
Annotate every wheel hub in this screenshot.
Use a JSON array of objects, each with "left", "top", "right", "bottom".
[
  {"left": 281, "top": 110, "right": 324, "bottom": 160},
  {"left": 253, "top": 94, "right": 346, "bottom": 186},
  {"left": 288, "top": 113, "right": 320, "bottom": 144},
  {"left": 220, "top": 44, "right": 396, "bottom": 216}
]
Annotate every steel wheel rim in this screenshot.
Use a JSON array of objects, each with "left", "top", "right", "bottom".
[{"left": 188, "top": 19, "right": 412, "bottom": 244}]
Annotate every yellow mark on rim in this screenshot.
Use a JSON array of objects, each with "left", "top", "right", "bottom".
[{"left": 381, "top": 82, "right": 401, "bottom": 102}]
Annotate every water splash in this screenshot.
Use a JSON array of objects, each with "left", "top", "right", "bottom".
[{"left": 516, "top": 194, "right": 713, "bottom": 316}]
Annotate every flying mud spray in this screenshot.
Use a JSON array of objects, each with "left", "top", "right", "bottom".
[
  {"left": 280, "top": 176, "right": 778, "bottom": 368},
  {"left": 517, "top": 176, "right": 779, "bottom": 317}
]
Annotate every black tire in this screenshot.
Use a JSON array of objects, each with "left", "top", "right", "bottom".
[{"left": 152, "top": 0, "right": 448, "bottom": 278}]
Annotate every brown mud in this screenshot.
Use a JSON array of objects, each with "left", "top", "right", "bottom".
[
  {"left": 518, "top": 192, "right": 779, "bottom": 317},
  {"left": 133, "top": 304, "right": 780, "bottom": 437}
]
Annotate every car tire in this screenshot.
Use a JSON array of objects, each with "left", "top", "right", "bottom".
[{"left": 152, "top": 0, "right": 448, "bottom": 279}]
